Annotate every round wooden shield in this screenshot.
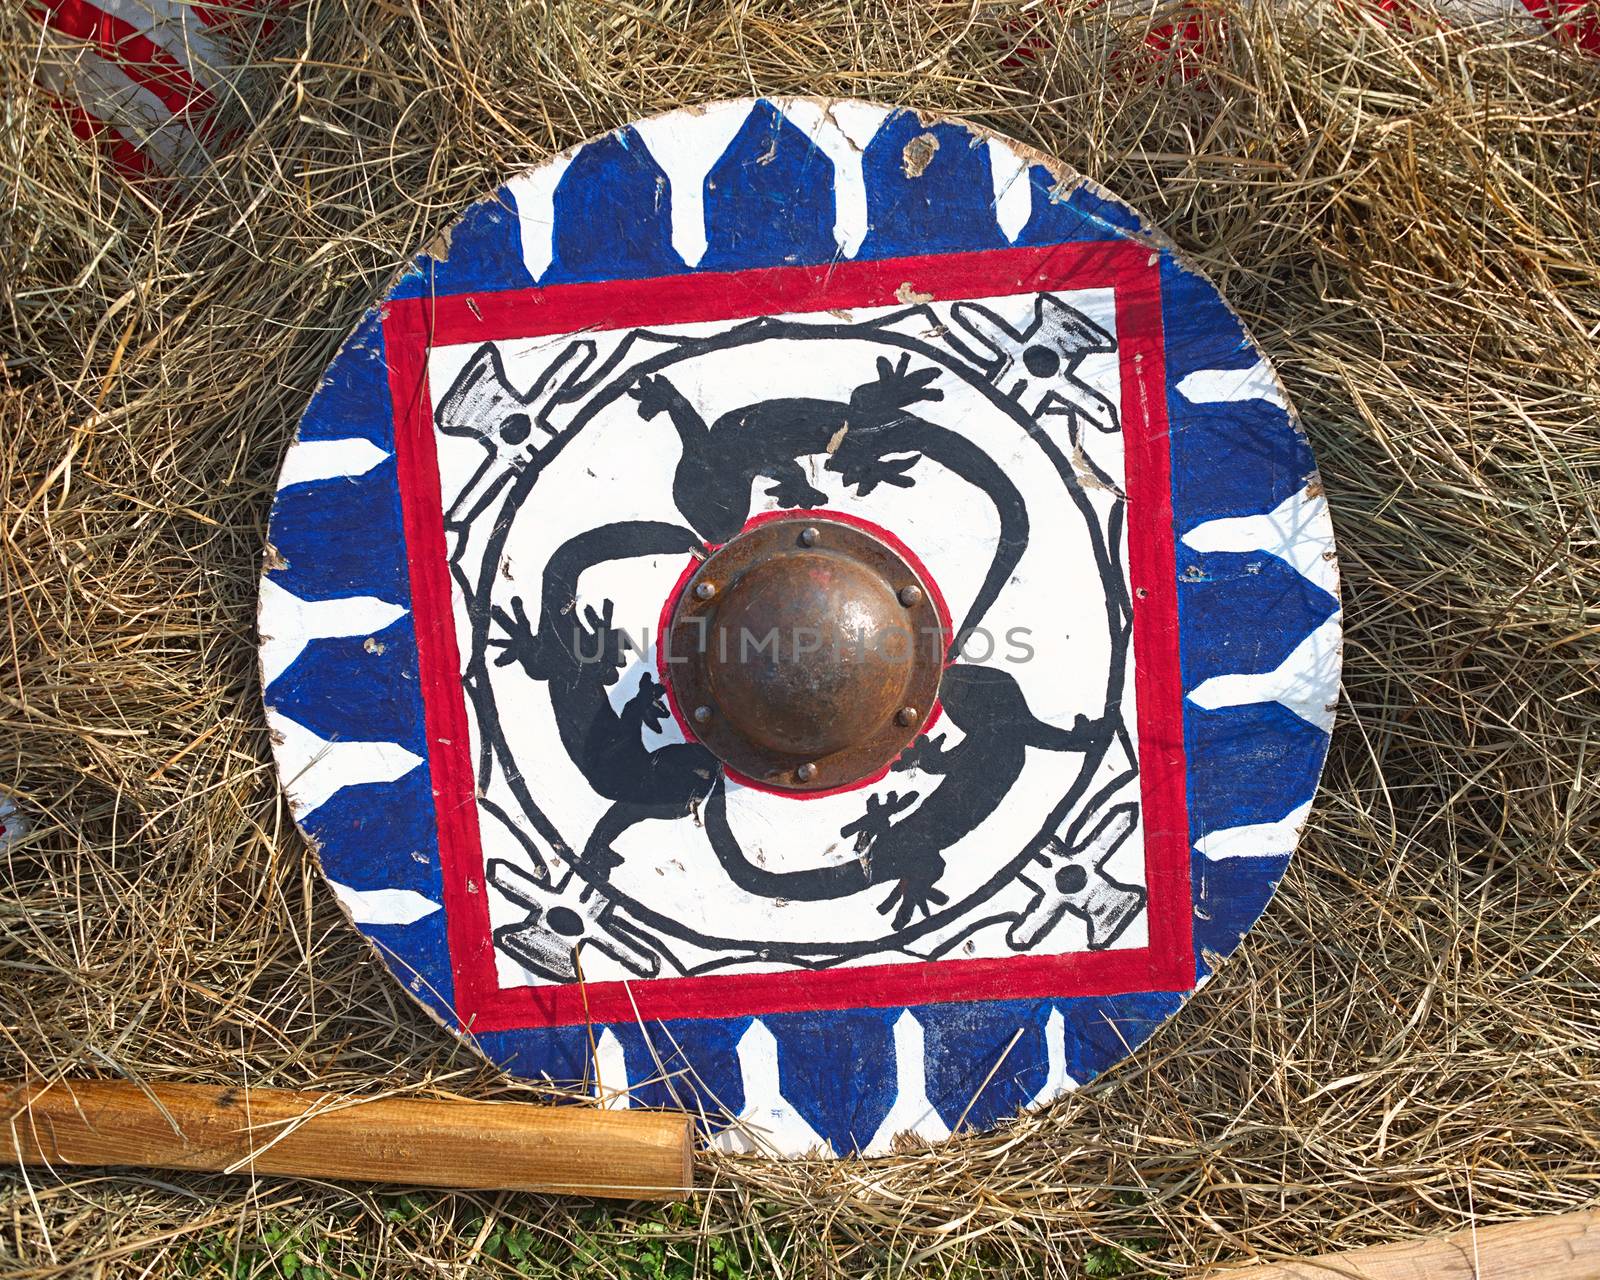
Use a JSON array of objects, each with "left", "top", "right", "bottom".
[{"left": 260, "top": 100, "right": 1341, "bottom": 1157}]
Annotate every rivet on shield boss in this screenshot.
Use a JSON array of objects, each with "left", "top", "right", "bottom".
[{"left": 260, "top": 99, "right": 1341, "bottom": 1157}]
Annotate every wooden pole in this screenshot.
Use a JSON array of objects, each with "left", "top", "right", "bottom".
[
  {"left": 1209, "top": 1209, "right": 1600, "bottom": 1279},
  {"left": 1, "top": 1079, "right": 693, "bottom": 1201}
]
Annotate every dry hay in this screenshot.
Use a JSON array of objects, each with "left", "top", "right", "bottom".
[{"left": 3, "top": 0, "right": 1599, "bottom": 1276}]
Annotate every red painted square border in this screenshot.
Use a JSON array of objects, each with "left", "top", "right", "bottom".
[{"left": 382, "top": 242, "right": 1193, "bottom": 1033}]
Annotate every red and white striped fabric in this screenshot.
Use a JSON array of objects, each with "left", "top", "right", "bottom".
[
  {"left": 28, "top": 0, "right": 1596, "bottom": 181},
  {"left": 1348, "top": 0, "right": 1597, "bottom": 52},
  {"left": 1479, "top": 0, "right": 1599, "bottom": 50},
  {"left": 1006, "top": 0, "right": 1598, "bottom": 78},
  {"left": 27, "top": 0, "right": 286, "bottom": 178}
]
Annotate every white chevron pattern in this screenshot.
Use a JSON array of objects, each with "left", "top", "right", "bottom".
[
  {"left": 713, "top": 1019, "right": 832, "bottom": 1156},
  {"left": 276, "top": 437, "right": 390, "bottom": 489},
  {"left": 771, "top": 99, "right": 882, "bottom": 259},
  {"left": 1195, "top": 801, "right": 1313, "bottom": 861},
  {"left": 505, "top": 153, "right": 575, "bottom": 285},
  {"left": 631, "top": 102, "right": 754, "bottom": 269},
  {"left": 328, "top": 881, "right": 442, "bottom": 925},
  {"left": 863, "top": 1011, "right": 950, "bottom": 1155},
  {"left": 1186, "top": 613, "right": 1342, "bottom": 732},
  {"left": 264, "top": 707, "right": 423, "bottom": 818},
  {"left": 1181, "top": 486, "right": 1337, "bottom": 598},
  {"left": 1176, "top": 357, "right": 1287, "bottom": 407},
  {"left": 987, "top": 137, "right": 1033, "bottom": 243},
  {"left": 1027, "top": 1007, "right": 1080, "bottom": 1108},
  {"left": 506, "top": 103, "right": 1045, "bottom": 276},
  {"left": 593, "top": 1028, "right": 631, "bottom": 1110},
  {"left": 258, "top": 578, "right": 407, "bottom": 687}
]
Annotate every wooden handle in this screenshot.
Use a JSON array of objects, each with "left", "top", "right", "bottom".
[
  {"left": 1, "top": 1079, "right": 693, "bottom": 1200},
  {"left": 1210, "top": 1208, "right": 1600, "bottom": 1279}
]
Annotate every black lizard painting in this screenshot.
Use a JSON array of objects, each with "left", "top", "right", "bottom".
[
  {"left": 629, "top": 352, "right": 1028, "bottom": 653},
  {"left": 487, "top": 519, "right": 721, "bottom": 874},
  {"left": 702, "top": 662, "right": 1112, "bottom": 929}
]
